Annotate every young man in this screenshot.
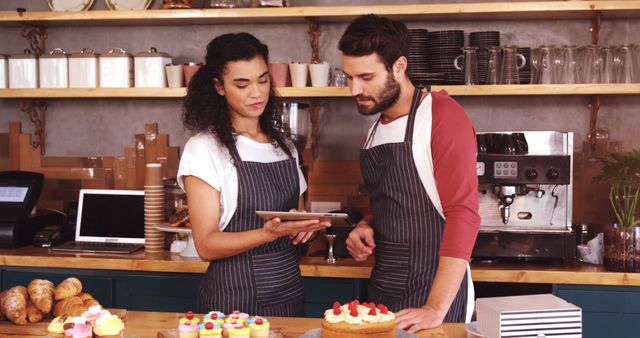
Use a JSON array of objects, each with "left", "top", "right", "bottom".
[{"left": 339, "top": 15, "right": 480, "bottom": 333}]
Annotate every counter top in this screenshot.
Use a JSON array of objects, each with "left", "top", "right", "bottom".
[
  {"left": 1, "top": 247, "right": 639, "bottom": 286},
  {"left": 0, "top": 310, "right": 466, "bottom": 338}
]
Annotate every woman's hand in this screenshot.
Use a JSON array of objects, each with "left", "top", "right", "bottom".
[
  {"left": 285, "top": 208, "right": 329, "bottom": 244},
  {"left": 263, "top": 214, "right": 329, "bottom": 241}
]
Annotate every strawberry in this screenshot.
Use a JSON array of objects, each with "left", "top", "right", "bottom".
[
  {"left": 333, "top": 307, "right": 341, "bottom": 315},
  {"left": 368, "top": 307, "right": 376, "bottom": 316},
  {"left": 205, "top": 322, "right": 213, "bottom": 330},
  {"left": 256, "top": 318, "right": 264, "bottom": 325},
  {"left": 333, "top": 301, "right": 341, "bottom": 308},
  {"left": 380, "top": 305, "right": 389, "bottom": 314},
  {"left": 210, "top": 313, "right": 217, "bottom": 320},
  {"left": 350, "top": 308, "right": 358, "bottom": 317},
  {"left": 186, "top": 311, "right": 194, "bottom": 320}
]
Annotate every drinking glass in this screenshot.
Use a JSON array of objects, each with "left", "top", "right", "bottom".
[
  {"left": 531, "top": 45, "right": 555, "bottom": 84},
  {"left": 486, "top": 46, "right": 502, "bottom": 85},
  {"left": 579, "top": 45, "right": 602, "bottom": 84},
  {"left": 555, "top": 45, "right": 578, "bottom": 84},
  {"left": 616, "top": 44, "right": 636, "bottom": 83},
  {"left": 601, "top": 46, "right": 616, "bottom": 84}
]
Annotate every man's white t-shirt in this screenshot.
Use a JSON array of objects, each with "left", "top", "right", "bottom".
[{"left": 177, "top": 132, "right": 307, "bottom": 231}]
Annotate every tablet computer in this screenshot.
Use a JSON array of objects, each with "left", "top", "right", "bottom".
[{"left": 256, "top": 211, "right": 353, "bottom": 227}]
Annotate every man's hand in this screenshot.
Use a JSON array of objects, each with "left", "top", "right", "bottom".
[
  {"left": 394, "top": 305, "right": 445, "bottom": 333},
  {"left": 345, "top": 220, "right": 375, "bottom": 261}
]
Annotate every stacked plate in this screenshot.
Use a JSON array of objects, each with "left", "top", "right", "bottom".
[
  {"left": 144, "top": 163, "right": 165, "bottom": 254},
  {"left": 408, "top": 29, "right": 430, "bottom": 85},
  {"left": 426, "top": 30, "right": 465, "bottom": 85},
  {"left": 517, "top": 47, "right": 532, "bottom": 84},
  {"left": 469, "top": 31, "right": 500, "bottom": 84}
]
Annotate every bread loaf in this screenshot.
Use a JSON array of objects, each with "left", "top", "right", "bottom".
[
  {"left": 27, "top": 279, "right": 54, "bottom": 313},
  {"left": 54, "top": 277, "right": 82, "bottom": 300}
]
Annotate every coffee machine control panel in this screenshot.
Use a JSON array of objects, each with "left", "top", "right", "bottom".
[{"left": 477, "top": 154, "right": 570, "bottom": 185}]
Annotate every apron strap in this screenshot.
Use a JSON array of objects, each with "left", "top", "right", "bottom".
[{"left": 404, "top": 85, "right": 428, "bottom": 143}]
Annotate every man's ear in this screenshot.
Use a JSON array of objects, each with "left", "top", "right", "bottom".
[
  {"left": 392, "top": 56, "right": 408, "bottom": 80},
  {"left": 214, "top": 78, "right": 225, "bottom": 96}
]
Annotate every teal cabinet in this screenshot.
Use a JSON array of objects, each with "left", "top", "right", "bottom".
[
  {"left": 554, "top": 284, "right": 640, "bottom": 338},
  {"left": 303, "top": 277, "right": 367, "bottom": 318},
  {"left": 114, "top": 273, "right": 201, "bottom": 312}
]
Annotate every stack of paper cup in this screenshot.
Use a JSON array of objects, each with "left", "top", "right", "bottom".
[{"left": 144, "top": 163, "right": 165, "bottom": 253}]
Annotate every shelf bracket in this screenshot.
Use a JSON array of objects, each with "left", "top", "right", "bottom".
[
  {"left": 588, "top": 95, "right": 600, "bottom": 151},
  {"left": 306, "top": 18, "right": 321, "bottom": 64},
  {"left": 589, "top": 11, "right": 602, "bottom": 45},
  {"left": 21, "top": 100, "right": 47, "bottom": 155},
  {"left": 309, "top": 98, "right": 320, "bottom": 159},
  {"left": 20, "top": 24, "right": 47, "bottom": 56}
]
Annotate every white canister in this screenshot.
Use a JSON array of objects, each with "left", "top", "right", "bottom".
[
  {"left": 134, "top": 47, "right": 172, "bottom": 88},
  {"left": 69, "top": 49, "right": 100, "bottom": 88},
  {"left": 39, "top": 48, "right": 69, "bottom": 88},
  {"left": 0, "top": 55, "right": 7, "bottom": 88},
  {"left": 99, "top": 48, "right": 133, "bottom": 88},
  {"left": 9, "top": 50, "right": 38, "bottom": 88}
]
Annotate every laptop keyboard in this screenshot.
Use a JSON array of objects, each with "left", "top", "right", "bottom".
[
  {"left": 73, "top": 241, "right": 141, "bottom": 248},
  {"left": 52, "top": 241, "right": 144, "bottom": 253}
]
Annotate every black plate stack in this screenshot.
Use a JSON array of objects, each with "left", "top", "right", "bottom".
[
  {"left": 426, "top": 30, "right": 465, "bottom": 85},
  {"left": 469, "top": 31, "right": 500, "bottom": 84},
  {"left": 408, "top": 29, "right": 431, "bottom": 85},
  {"left": 517, "top": 47, "right": 532, "bottom": 84}
]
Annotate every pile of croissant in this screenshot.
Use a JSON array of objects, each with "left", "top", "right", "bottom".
[{"left": 0, "top": 277, "right": 100, "bottom": 325}]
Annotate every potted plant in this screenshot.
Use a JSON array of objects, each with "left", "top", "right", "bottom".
[{"left": 593, "top": 150, "right": 640, "bottom": 272}]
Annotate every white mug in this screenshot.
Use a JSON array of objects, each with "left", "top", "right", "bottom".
[
  {"left": 309, "top": 61, "right": 330, "bottom": 87},
  {"left": 289, "top": 62, "right": 308, "bottom": 87}
]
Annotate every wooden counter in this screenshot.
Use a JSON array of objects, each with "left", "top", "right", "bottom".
[
  {"left": 0, "top": 310, "right": 467, "bottom": 338},
  {"left": 1, "top": 247, "right": 639, "bottom": 286}
]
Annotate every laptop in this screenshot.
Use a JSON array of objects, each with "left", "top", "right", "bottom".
[{"left": 52, "top": 189, "right": 145, "bottom": 254}]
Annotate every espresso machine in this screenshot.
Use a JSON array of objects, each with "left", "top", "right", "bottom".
[{"left": 472, "top": 131, "right": 576, "bottom": 261}]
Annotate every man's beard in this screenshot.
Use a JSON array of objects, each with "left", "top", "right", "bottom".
[{"left": 355, "top": 74, "right": 401, "bottom": 116}]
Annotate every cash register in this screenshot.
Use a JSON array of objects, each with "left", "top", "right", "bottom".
[{"left": 0, "top": 171, "right": 63, "bottom": 248}]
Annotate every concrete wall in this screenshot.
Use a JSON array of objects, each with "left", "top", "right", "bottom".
[{"left": 1, "top": 0, "right": 639, "bottom": 222}]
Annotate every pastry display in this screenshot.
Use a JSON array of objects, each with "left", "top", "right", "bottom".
[
  {"left": 321, "top": 300, "right": 396, "bottom": 338},
  {"left": 180, "top": 311, "right": 272, "bottom": 338},
  {"left": 169, "top": 205, "right": 190, "bottom": 227},
  {"left": 48, "top": 308, "right": 124, "bottom": 338}
]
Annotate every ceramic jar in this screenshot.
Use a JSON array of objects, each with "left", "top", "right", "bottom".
[
  {"left": 39, "top": 48, "right": 69, "bottom": 88},
  {"left": 69, "top": 48, "right": 100, "bottom": 88},
  {"left": 134, "top": 47, "right": 172, "bottom": 88},
  {"left": 9, "top": 49, "right": 38, "bottom": 88},
  {"left": 99, "top": 48, "right": 133, "bottom": 88}
]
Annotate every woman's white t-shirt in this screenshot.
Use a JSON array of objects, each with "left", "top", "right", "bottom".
[{"left": 177, "top": 132, "right": 307, "bottom": 231}]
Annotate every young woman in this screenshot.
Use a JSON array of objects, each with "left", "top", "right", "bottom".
[{"left": 177, "top": 32, "right": 329, "bottom": 316}]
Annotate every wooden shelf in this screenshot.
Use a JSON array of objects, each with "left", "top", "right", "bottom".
[
  {"left": 2, "top": 84, "right": 640, "bottom": 99},
  {"left": 1, "top": 1, "right": 640, "bottom": 26}
]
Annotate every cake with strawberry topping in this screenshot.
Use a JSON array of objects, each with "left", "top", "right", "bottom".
[{"left": 321, "top": 300, "right": 395, "bottom": 338}]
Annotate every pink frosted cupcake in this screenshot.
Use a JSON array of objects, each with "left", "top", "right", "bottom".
[
  {"left": 225, "top": 311, "right": 249, "bottom": 324},
  {"left": 81, "top": 304, "right": 109, "bottom": 326},
  {"left": 178, "top": 320, "right": 199, "bottom": 338},
  {"left": 63, "top": 317, "right": 92, "bottom": 338}
]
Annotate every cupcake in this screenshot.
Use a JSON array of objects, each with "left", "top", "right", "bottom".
[
  {"left": 81, "top": 304, "right": 109, "bottom": 326},
  {"left": 228, "top": 325, "right": 250, "bottom": 338},
  {"left": 199, "top": 321, "right": 223, "bottom": 337},
  {"left": 63, "top": 317, "right": 93, "bottom": 338},
  {"left": 247, "top": 317, "right": 269, "bottom": 338},
  {"left": 179, "top": 311, "right": 200, "bottom": 326},
  {"left": 47, "top": 315, "right": 69, "bottom": 338},
  {"left": 178, "top": 321, "right": 199, "bottom": 338},
  {"left": 223, "top": 321, "right": 245, "bottom": 338},
  {"left": 225, "top": 311, "right": 249, "bottom": 324},
  {"left": 203, "top": 311, "right": 225, "bottom": 326},
  {"left": 93, "top": 314, "right": 125, "bottom": 338}
]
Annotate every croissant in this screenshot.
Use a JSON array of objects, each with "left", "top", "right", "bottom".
[
  {"left": 0, "top": 286, "right": 28, "bottom": 325},
  {"left": 77, "top": 292, "right": 101, "bottom": 309},
  {"left": 54, "top": 277, "right": 82, "bottom": 300},
  {"left": 28, "top": 279, "right": 54, "bottom": 313},
  {"left": 26, "top": 302, "right": 44, "bottom": 323},
  {"left": 53, "top": 296, "right": 87, "bottom": 317}
]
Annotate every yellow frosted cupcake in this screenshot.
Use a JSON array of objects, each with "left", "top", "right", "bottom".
[
  {"left": 247, "top": 316, "right": 270, "bottom": 338},
  {"left": 93, "top": 314, "right": 125, "bottom": 338},
  {"left": 47, "top": 315, "right": 70, "bottom": 338},
  {"left": 199, "top": 321, "right": 223, "bottom": 337},
  {"left": 179, "top": 311, "right": 200, "bottom": 326},
  {"left": 228, "top": 325, "right": 250, "bottom": 338}
]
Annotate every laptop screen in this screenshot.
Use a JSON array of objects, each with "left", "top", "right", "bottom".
[{"left": 76, "top": 189, "right": 145, "bottom": 243}]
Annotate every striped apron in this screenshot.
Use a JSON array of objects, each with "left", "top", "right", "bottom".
[
  {"left": 196, "top": 145, "right": 305, "bottom": 317},
  {"left": 360, "top": 87, "right": 468, "bottom": 322}
]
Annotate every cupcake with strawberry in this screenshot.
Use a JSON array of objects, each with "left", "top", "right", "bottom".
[
  {"left": 199, "top": 321, "right": 223, "bottom": 338},
  {"left": 225, "top": 311, "right": 249, "bottom": 324},
  {"left": 179, "top": 311, "right": 200, "bottom": 326},
  {"left": 247, "top": 316, "right": 270, "bottom": 338},
  {"left": 178, "top": 320, "right": 199, "bottom": 338},
  {"left": 203, "top": 311, "right": 225, "bottom": 326},
  {"left": 228, "top": 325, "right": 250, "bottom": 338}
]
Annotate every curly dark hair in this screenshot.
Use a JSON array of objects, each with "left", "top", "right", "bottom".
[{"left": 183, "top": 32, "right": 292, "bottom": 165}]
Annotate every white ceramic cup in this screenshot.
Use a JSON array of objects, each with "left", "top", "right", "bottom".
[
  {"left": 165, "top": 64, "right": 184, "bottom": 88},
  {"left": 309, "top": 61, "right": 330, "bottom": 87},
  {"left": 289, "top": 62, "right": 308, "bottom": 87}
]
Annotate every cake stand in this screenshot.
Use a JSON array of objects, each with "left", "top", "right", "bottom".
[{"left": 154, "top": 224, "right": 199, "bottom": 257}]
